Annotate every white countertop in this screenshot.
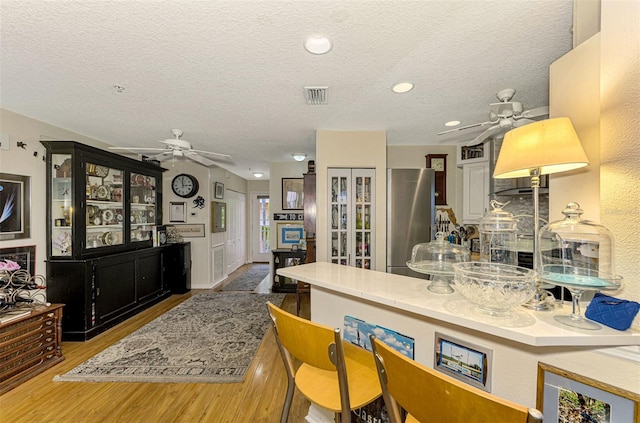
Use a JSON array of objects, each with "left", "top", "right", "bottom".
[{"left": 277, "top": 262, "right": 640, "bottom": 347}]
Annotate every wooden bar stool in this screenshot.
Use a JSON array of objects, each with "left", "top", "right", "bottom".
[
  {"left": 267, "top": 302, "right": 381, "bottom": 423},
  {"left": 370, "top": 336, "right": 543, "bottom": 423}
]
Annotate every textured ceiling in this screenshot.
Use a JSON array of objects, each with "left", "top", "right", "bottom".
[{"left": 0, "top": 1, "right": 574, "bottom": 179}]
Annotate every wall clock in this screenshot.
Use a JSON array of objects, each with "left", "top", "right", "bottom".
[
  {"left": 426, "top": 154, "right": 447, "bottom": 205},
  {"left": 171, "top": 173, "right": 199, "bottom": 198}
]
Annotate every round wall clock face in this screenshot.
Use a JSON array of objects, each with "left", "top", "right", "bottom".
[{"left": 171, "top": 174, "right": 199, "bottom": 198}]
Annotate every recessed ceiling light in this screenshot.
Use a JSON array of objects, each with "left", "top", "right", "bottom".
[
  {"left": 304, "top": 35, "right": 332, "bottom": 55},
  {"left": 292, "top": 153, "right": 307, "bottom": 162},
  {"left": 253, "top": 172, "right": 264, "bottom": 178},
  {"left": 445, "top": 120, "right": 461, "bottom": 127},
  {"left": 392, "top": 82, "right": 414, "bottom": 93}
]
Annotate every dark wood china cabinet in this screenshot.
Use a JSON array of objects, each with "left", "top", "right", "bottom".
[{"left": 41, "top": 141, "right": 172, "bottom": 340}]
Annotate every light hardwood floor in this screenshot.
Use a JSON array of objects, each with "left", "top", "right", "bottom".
[{"left": 1, "top": 264, "right": 311, "bottom": 423}]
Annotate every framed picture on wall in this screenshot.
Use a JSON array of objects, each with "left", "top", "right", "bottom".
[
  {"left": 282, "top": 178, "right": 304, "bottom": 210},
  {"left": 0, "top": 173, "right": 31, "bottom": 240},
  {"left": 211, "top": 201, "right": 226, "bottom": 233},
  {"left": 537, "top": 362, "right": 639, "bottom": 423},
  {"left": 214, "top": 182, "right": 224, "bottom": 199},
  {"left": 169, "top": 202, "right": 186, "bottom": 222},
  {"left": 277, "top": 222, "right": 304, "bottom": 248}
]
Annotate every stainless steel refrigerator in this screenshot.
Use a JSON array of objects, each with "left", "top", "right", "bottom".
[{"left": 386, "top": 168, "right": 435, "bottom": 278}]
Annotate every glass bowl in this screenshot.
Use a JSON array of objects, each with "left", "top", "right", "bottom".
[{"left": 453, "top": 262, "right": 537, "bottom": 317}]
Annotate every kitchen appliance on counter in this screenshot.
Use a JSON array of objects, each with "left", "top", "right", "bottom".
[{"left": 386, "top": 168, "right": 435, "bottom": 278}]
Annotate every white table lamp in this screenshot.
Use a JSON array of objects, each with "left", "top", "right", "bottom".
[{"left": 493, "top": 117, "right": 589, "bottom": 310}]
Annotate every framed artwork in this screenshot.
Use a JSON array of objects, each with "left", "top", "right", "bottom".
[
  {"left": 211, "top": 201, "right": 226, "bottom": 233},
  {"left": 282, "top": 178, "right": 304, "bottom": 210},
  {"left": 172, "top": 224, "right": 205, "bottom": 238},
  {"left": 0, "top": 173, "right": 31, "bottom": 240},
  {"left": 0, "top": 245, "right": 36, "bottom": 275},
  {"left": 214, "top": 182, "right": 224, "bottom": 199},
  {"left": 434, "top": 332, "right": 492, "bottom": 392},
  {"left": 537, "top": 362, "right": 639, "bottom": 423},
  {"left": 277, "top": 222, "right": 304, "bottom": 248},
  {"left": 169, "top": 202, "right": 186, "bottom": 222}
]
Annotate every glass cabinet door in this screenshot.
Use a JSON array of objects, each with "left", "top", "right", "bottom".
[
  {"left": 50, "top": 154, "right": 73, "bottom": 256},
  {"left": 85, "top": 162, "right": 124, "bottom": 249},
  {"left": 328, "top": 169, "right": 375, "bottom": 269},
  {"left": 353, "top": 172, "right": 373, "bottom": 270},
  {"left": 130, "top": 173, "right": 157, "bottom": 243},
  {"left": 329, "top": 171, "right": 350, "bottom": 265}
]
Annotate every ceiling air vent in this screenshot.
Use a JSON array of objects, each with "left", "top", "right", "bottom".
[{"left": 304, "top": 86, "right": 328, "bottom": 105}]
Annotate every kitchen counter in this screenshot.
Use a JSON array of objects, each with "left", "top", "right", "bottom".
[{"left": 277, "top": 261, "right": 639, "bottom": 347}]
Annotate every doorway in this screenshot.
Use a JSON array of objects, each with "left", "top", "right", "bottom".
[{"left": 251, "top": 192, "right": 270, "bottom": 263}]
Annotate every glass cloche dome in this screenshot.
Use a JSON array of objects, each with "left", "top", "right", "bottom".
[
  {"left": 537, "top": 202, "right": 623, "bottom": 329},
  {"left": 407, "top": 232, "right": 470, "bottom": 294}
]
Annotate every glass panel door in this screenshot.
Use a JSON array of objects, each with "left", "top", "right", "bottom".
[
  {"left": 51, "top": 154, "right": 73, "bottom": 256},
  {"left": 86, "top": 162, "right": 124, "bottom": 249},
  {"left": 353, "top": 173, "right": 373, "bottom": 269},
  {"left": 130, "top": 173, "right": 157, "bottom": 243},
  {"left": 329, "top": 171, "right": 350, "bottom": 265}
]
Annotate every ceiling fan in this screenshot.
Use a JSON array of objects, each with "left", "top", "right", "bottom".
[
  {"left": 438, "top": 89, "right": 549, "bottom": 146},
  {"left": 109, "top": 129, "right": 232, "bottom": 167}
]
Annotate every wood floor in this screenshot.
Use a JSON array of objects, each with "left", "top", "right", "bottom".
[{"left": 1, "top": 264, "right": 312, "bottom": 423}]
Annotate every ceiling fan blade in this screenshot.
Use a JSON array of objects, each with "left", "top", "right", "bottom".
[
  {"left": 437, "top": 120, "right": 493, "bottom": 135},
  {"left": 146, "top": 151, "right": 173, "bottom": 161},
  {"left": 464, "top": 124, "right": 508, "bottom": 146},
  {"left": 108, "top": 147, "right": 165, "bottom": 152},
  {"left": 184, "top": 152, "right": 216, "bottom": 166},
  {"left": 520, "top": 106, "right": 549, "bottom": 119},
  {"left": 190, "top": 149, "right": 233, "bottom": 161},
  {"left": 513, "top": 118, "right": 536, "bottom": 128}
]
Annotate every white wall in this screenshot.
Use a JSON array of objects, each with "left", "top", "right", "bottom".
[
  {"left": 599, "top": 0, "right": 640, "bottom": 316},
  {"left": 163, "top": 161, "right": 215, "bottom": 288},
  {"left": 550, "top": 0, "right": 640, "bottom": 321},
  {"left": 549, "top": 33, "right": 601, "bottom": 221}
]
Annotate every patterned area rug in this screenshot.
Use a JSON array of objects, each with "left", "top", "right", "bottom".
[
  {"left": 221, "top": 264, "right": 269, "bottom": 291},
  {"left": 54, "top": 292, "right": 285, "bottom": 383}
]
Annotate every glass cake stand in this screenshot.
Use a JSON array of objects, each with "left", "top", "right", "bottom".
[
  {"left": 540, "top": 265, "right": 623, "bottom": 330},
  {"left": 406, "top": 232, "right": 470, "bottom": 294},
  {"left": 406, "top": 261, "right": 456, "bottom": 294}
]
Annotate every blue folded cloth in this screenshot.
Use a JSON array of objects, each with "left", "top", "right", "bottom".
[{"left": 585, "top": 293, "right": 639, "bottom": 331}]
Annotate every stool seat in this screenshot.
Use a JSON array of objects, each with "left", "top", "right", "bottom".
[{"left": 267, "top": 302, "right": 381, "bottom": 423}]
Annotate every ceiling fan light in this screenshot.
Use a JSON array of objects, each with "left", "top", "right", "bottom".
[{"left": 292, "top": 153, "right": 306, "bottom": 162}]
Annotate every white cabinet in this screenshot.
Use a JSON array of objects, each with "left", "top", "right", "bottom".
[
  {"left": 457, "top": 142, "right": 489, "bottom": 167},
  {"left": 328, "top": 168, "right": 375, "bottom": 269},
  {"left": 462, "top": 161, "right": 490, "bottom": 224}
]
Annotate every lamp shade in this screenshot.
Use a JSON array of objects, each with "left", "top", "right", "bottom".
[{"left": 493, "top": 117, "right": 589, "bottom": 179}]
